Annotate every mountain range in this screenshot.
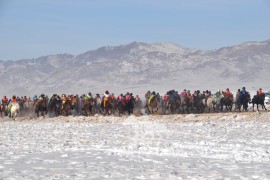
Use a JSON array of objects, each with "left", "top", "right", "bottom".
[{"left": 1, "top": 39, "right": 270, "bottom": 97}]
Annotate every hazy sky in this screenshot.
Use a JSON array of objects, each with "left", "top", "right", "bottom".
[{"left": 0, "top": 0, "right": 270, "bottom": 60}]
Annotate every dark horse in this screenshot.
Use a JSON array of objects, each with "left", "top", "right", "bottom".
[
  {"left": 117, "top": 99, "right": 126, "bottom": 117},
  {"left": 236, "top": 93, "right": 251, "bottom": 112},
  {"left": 125, "top": 96, "right": 135, "bottom": 115},
  {"left": 48, "top": 97, "right": 62, "bottom": 117},
  {"left": 34, "top": 98, "right": 47, "bottom": 117},
  {"left": 250, "top": 94, "right": 267, "bottom": 111},
  {"left": 192, "top": 95, "right": 205, "bottom": 113}
]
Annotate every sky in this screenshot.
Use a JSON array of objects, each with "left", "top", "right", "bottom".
[{"left": 0, "top": 0, "right": 270, "bottom": 60}]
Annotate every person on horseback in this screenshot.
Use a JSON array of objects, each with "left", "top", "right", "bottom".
[
  {"left": 214, "top": 89, "right": 221, "bottom": 99},
  {"left": 86, "top": 92, "right": 93, "bottom": 103},
  {"left": 2, "top": 96, "right": 8, "bottom": 104},
  {"left": 180, "top": 89, "right": 187, "bottom": 97},
  {"left": 117, "top": 94, "right": 124, "bottom": 105},
  {"left": 225, "top": 88, "right": 231, "bottom": 96},
  {"left": 103, "top": 90, "right": 110, "bottom": 107},
  {"left": 149, "top": 91, "right": 156, "bottom": 104},
  {"left": 22, "top": 96, "right": 28, "bottom": 102},
  {"left": 205, "top": 90, "right": 211, "bottom": 98},
  {"left": 156, "top": 93, "right": 161, "bottom": 100},
  {"left": 257, "top": 88, "right": 263, "bottom": 96},
  {"left": 61, "top": 94, "right": 67, "bottom": 109},
  {"left": 10, "top": 95, "right": 17, "bottom": 103},
  {"left": 239, "top": 87, "right": 247, "bottom": 102},
  {"left": 125, "top": 92, "right": 131, "bottom": 102}
]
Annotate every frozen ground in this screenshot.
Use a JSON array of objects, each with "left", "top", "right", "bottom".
[{"left": 0, "top": 112, "right": 270, "bottom": 179}]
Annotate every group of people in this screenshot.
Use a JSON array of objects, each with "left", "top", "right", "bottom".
[
  {"left": 0, "top": 90, "right": 143, "bottom": 117},
  {"left": 145, "top": 87, "right": 267, "bottom": 114},
  {"left": 0, "top": 87, "right": 267, "bottom": 117}
]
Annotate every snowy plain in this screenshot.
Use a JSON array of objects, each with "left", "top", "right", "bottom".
[{"left": 0, "top": 112, "right": 270, "bottom": 179}]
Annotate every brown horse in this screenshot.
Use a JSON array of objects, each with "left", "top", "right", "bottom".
[
  {"left": 221, "top": 93, "right": 234, "bottom": 112},
  {"left": 62, "top": 100, "right": 72, "bottom": 116},
  {"left": 146, "top": 96, "right": 160, "bottom": 114},
  {"left": 34, "top": 99, "right": 47, "bottom": 117},
  {"left": 117, "top": 99, "right": 126, "bottom": 117},
  {"left": 82, "top": 99, "right": 93, "bottom": 116},
  {"left": 0, "top": 103, "right": 8, "bottom": 117}
]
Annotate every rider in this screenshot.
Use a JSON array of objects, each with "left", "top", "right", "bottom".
[
  {"left": 214, "top": 89, "right": 221, "bottom": 99},
  {"left": 62, "top": 94, "right": 67, "bottom": 109},
  {"left": 117, "top": 94, "right": 124, "bottom": 104},
  {"left": 85, "top": 92, "right": 93, "bottom": 103},
  {"left": 149, "top": 91, "right": 156, "bottom": 104},
  {"left": 225, "top": 88, "right": 231, "bottom": 97},
  {"left": 236, "top": 89, "right": 241, "bottom": 98},
  {"left": 205, "top": 90, "right": 211, "bottom": 98},
  {"left": 2, "top": 96, "right": 8, "bottom": 104},
  {"left": 257, "top": 88, "right": 263, "bottom": 96},
  {"left": 103, "top": 90, "right": 110, "bottom": 107},
  {"left": 180, "top": 89, "right": 187, "bottom": 97},
  {"left": 135, "top": 95, "right": 140, "bottom": 103},
  {"left": 239, "top": 87, "right": 247, "bottom": 102},
  {"left": 125, "top": 92, "right": 131, "bottom": 102},
  {"left": 10, "top": 95, "right": 17, "bottom": 103},
  {"left": 22, "top": 96, "right": 28, "bottom": 102}
]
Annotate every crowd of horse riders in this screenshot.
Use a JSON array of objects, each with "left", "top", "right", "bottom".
[
  {"left": 145, "top": 87, "right": 267, "bottom": 114},
  {"left": 0, "top": 87, "right": 267, "bottom": 118},
  {"left": 0, "top": 90, "right": 143, "bottom": 117}
]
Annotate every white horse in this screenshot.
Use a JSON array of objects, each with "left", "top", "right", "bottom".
[
  {"left": 9, "top": 102, "right": 20, "bottom": 119},
  {"left": 206, "top": 96, "right": 221, "bottom": 113}
]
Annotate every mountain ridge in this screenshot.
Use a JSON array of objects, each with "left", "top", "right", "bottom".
[{"left": 0, "top": 40, "right": 269, "bottom": 97}]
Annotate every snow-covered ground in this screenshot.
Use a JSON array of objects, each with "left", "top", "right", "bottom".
[{"left": 1, "top": 112, "right": 270, "bottom": 179}]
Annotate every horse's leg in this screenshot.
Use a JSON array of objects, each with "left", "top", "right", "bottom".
[{"left": 257, "top": 103, "right": 259, "bottom": 112}]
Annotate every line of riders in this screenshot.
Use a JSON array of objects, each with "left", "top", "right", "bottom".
[
  {"left": 145, "top": 87, "right": 267, "bottom": 114},
  {"left": 0, "top": 87, "right": 267, "bottom": 118},
  {"left": 0, "top": 91, "right": 143, "bottom": 118}
]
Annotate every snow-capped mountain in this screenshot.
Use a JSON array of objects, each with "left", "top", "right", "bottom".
[{"left": 0, "top": 40, "right": 269, "bottom": 97}]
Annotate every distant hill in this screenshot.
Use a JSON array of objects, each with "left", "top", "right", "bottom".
[{"left": 1, "top": 40, "right": 270, "bottom": 97}]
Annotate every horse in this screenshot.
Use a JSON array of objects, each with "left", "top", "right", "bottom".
[
  {"left": 82, "top": 100, "right": 93, "bottom": 116},
  {"left": 192, "top": 95, "right": 206, "bottom": 113},
  {"left": 146, "top": 96, "right": 160, "bottom": 114},
  {"left": 180, "top": 94, "right": 190, "bottom": 114},
  {"left": 93, "top": 97, "right": 102, "bottom": 114},
  {"left": 250, "top": 94, "right": 267, "bottom": 111},
  {"left": 62, "top": 100, "right": 72, "bottom": 116},
  {"left": 0, "top": 103, "right": 8, "bottom": 117},
  {"left": 48, "top": 97, "right": 62, "bottom": 117},
  {"left": 117, "top": 99, "right": 126, "bottom": 117},
  {"left": 220, "top": 93, "right": 234, "bottom": 112},
  {"left": 125, "top": 97, "right": 135, "bottom": 115},
  {"left": 8, "top": 102, "right": 20, "bottom": 119},
  {"left": 236, "top": 93, "right": 251, "bottom": 112},
  {"left": 23, "top": 101, "right": 34, "bottom": 115},
  {"left": 206, "top": 96, "right": 220, "bottom": 113},
  {"left": 34, "top": 98, "right": 47, "bottom": 117}
]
